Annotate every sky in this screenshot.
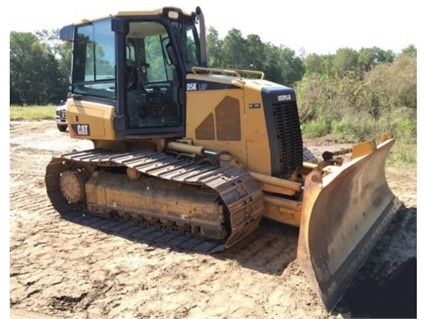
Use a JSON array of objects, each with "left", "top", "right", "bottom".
[{"left": 5, "top": 0, "right": 425, "bottom": 56}]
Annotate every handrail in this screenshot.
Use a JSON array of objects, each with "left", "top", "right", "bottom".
[{"left": 192, "top": 66, "right": 265, "bottom": 80}]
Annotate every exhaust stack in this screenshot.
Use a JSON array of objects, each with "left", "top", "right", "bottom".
[{"left": 196, "top": 6, "right": 207, "bottom": 67}]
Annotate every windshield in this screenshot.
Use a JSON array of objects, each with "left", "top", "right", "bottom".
[{"left": 73, "top": 19, "right": 116, "bottom": 98}]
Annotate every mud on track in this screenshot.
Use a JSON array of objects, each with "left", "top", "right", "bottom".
[{"left": 9, "top": 121, "right": 417, "bottom": 319}]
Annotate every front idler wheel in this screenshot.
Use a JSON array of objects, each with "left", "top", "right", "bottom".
[{"left": 59, "top": 169, "right": 88, "bottom": 203}]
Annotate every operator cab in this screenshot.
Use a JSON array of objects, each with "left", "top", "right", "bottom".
[{"left": 60, "top": 8, "right": 202, "bottom": 138}]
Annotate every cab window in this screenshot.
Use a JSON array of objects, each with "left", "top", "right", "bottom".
[{"left": 73, "top": 19, "right": 116, "bottom": 98}]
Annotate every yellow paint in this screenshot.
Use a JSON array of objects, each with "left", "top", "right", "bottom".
[
  {"left": 185, "top": 73, "right": 273, "bottom": 175},
  {"left": 66, "top": 99, "right": 116, "bottom": 140},
  {"left": 243, "top": 80, "right": 272, "bottom": 175}
]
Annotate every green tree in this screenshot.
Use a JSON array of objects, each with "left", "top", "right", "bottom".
[
  {"left": 278, "top": 46, "right": 304, "bottom": 85},
  {"left": 206, "top": 27, "right": 304, "bottom": 85},
  {"left": 245, "top": 34, "right": 265, "bottom": 70},
  {"left": 36, "top": 29, "right": 72, "bottom": 90},
  {"left": 206, "top": 27, "right": 223, "bottom": 67},
  {"left": 364, "top": 54, "right": 417, "bottom": 111},
  {"left": 35, "top": 29, "right": 63, "bottom": 57},
  {"left": 358, "top": 47, "right": 395, "bottom": 74},
  {"left": 304, "top": 53, "right": 323, "bottom": 74},
  {"left": 333, "top": 48, "right": 359, "bottom": 77},
  {"left": 10, "top": 31, "right": 68, "bottom": 105},
  {"left": 357, "top": 48, "right": 377, "bottom": 73},
  {"left": 262, "top": 43, "right": 282, "bottom": 83},
  {"left": 296, "top": 47, "right": 416, "bottom": 143},
  {"left": 400, "top": 44, "right": 417, "bottom": 58},
  {"left": 221, "top": 29, "right": 248, "bottom": 69}
]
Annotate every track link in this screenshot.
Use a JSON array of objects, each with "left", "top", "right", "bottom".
[{"left": 45, "top": 149, "right": 265, "bottom": 253}]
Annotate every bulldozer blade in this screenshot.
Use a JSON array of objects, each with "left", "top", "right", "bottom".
[{"left": 297, "top": 137, "right": 401, "bottom": 311}]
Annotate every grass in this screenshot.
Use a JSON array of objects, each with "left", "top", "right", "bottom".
[
  {"left": 10, "top": 105, "right": 56, "bottom": 121},
  {"left": 302, "top": 119, "right": 416, "bottom": 169},
  {"left": 387, "top": 143, "right": 417, "bottom": 168}
]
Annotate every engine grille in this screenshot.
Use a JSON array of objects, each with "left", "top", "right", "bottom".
[{"left": 271, "top": 101, "right": 303, "bottom": 178}]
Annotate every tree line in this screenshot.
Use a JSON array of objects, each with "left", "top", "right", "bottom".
[
  {"left": 10, "top": 30, "right": 71, "bottom": 105},
  {"left": 9, "top": 27, "right": 416, "bottom": 143},
  {"left": 205, "top": 27, "right": 416, "bottom": 143}
]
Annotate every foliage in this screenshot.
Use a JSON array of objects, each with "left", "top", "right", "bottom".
[
  {"left": 387, "top": 143, "right": 416, "bottom": 167},
  {"left": 10, "top": 30, "right": 69, "bottom": 105},
  {"left": 363, "top": 55, "right": 417, "bottom": 113},
  {"left": 10, "top": 105, "right": 56, "bottom": 120},
  {"left": 295, "top": 50, "right": 416, "bottom": 145},
  {"left": 206, "top": 27, "right": 223, "bottom": 67},
  {"left": 301, "top": 117, "right": 331, "bottom": 137},
  {"left": 295, "top": 47, "right": 416, "bottom": 167},
  {"left": 206, "top": 27, "right": 304, "bottom": 85}
]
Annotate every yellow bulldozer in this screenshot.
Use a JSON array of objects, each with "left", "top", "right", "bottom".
[{"left": 45, "top": 6, "right": 400, "bottom": 311}]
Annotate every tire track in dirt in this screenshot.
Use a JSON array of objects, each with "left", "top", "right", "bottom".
[{"left": 10, "top": 164, "right": 315, "bottom": 318}]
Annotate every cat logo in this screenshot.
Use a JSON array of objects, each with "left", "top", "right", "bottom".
[{"left": 71, "top": 124, "right": 90, "bottom": 136}]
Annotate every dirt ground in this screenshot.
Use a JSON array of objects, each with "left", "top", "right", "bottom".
[{"left": 9, "top": 121, "right": 417, "bottom": 319}]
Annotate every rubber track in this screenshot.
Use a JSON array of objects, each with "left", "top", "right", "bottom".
[{"left": 45, "top": 149, "right": 265, "bottom": 254}]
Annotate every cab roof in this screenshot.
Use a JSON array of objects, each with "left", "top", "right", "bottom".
[{"left": 76, "top": 7, "right": 194, "bottom": 25}]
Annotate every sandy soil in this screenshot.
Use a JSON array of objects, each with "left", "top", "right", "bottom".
[{"left": 9, "top": 121, "right": 417, "bottom": 319}]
